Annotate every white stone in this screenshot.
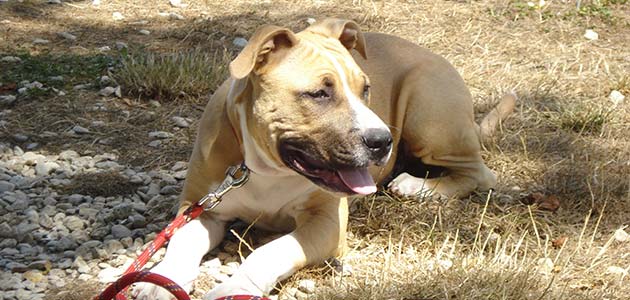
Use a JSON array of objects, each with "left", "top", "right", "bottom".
[
  {"left": 114, "top": 86, "right": 122, "bottom": 98},
  {"left": 536, "top": 257, "right": 554, "bottom": 275},
  {"left": 614, "top": 227, "right": 629, "bottom": 242},
  {"left": 98, "top": 46, "right": 111, "bottom": 52},
  {"left": 609, "top": 90, "right": 625, "bottom": 105},
  {"left": 35, "top": 161, "right": 60, "bottom": 176},
  {"left": 233, "top": 37, "right": 248, "bottom": 48},
  {"left": 112, "top": 12, "right": 125, "bottom": 21},
  {"left": 73, "top": 83, "right": 92, "bottom": 90},
  {"left": 202, "top": 258, "right": 222, "bottom": 269},
  {"left": 98, "top": 267, "right": 122, "bottom": 283},
  {"left": 297, "top": 279, "right": 316, "bottom": 294},
  {"left": 48, "top": 0, "right": 61, "bottom": 4},
  {"left": 306, "top": 18, "right": 316, "bottom": 25},
  {"left": 92, "top": 0, "right": 100, "bottom": 6},
  {"left": 72, "top": 125, "right": 90, "bottom": 134},
  {"left": 148, "top": 140, "right": 161, "bottom": 148},
  {"left": 148, "top": 131, "right": 173, "bottom": 139},
  {"left": 171, "top": 116, "right": 190, "bottom": 128},
  {"left": 148, "top": 100, "right": 161, "bottom": 108},
  {"left": 99, "top": 86, "right": 116, "bottom": 96},
  {"left": 33, "top": 38, "right": 50, "bottom": 45},
  {"left": 115, "top": 42, "right": 128, "bottom": 50},
  {"left": 584, "top": 29, "right": 598, "bottom": 41},
  {"left": 170, "top": 0, "right": 188, "bottom": 7},
  {"left": 606, "top": 266, "right": 628, "bottom": 276},
  {"left": 138, "top": 30, "right": 151, "bottom": 36},
  {"left": 169, "top": 12, "right": 184, "bottom": 20},
  {"left": 0, "top": 95, "right": 16, "bottom": 105},
  {"left": 1, "top": 56, "right": 21, "bottom": 63},
  {"left": 22, "top": 152, "right": 45, "bottom": 164},
  {"left": 24, "top": 81, "right": 44, "bottom": 90},
  {"left": 57, "top": 32, "right": 77, "bottom": 41}
]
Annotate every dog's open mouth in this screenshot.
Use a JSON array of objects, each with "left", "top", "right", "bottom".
[{"left": 279, "top": 144, "right": 376, "bottom": 195}]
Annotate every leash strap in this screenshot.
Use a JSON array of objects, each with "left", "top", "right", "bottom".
[
  {"left": 95, "top": 163, "right": 260, "bottom": 300},
  {"left": 96, "top": 271, "right": 190, "bottom": 300}
]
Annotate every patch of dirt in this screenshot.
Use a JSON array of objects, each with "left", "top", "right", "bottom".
[{"left": 63, "top": 171, "right": 141, "bottom": 197}]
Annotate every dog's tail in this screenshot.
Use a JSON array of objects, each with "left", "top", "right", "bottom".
[{"left": 479, "top": 92, "right": 517, "bottom": 141}]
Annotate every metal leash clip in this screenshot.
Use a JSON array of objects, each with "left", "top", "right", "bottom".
[{"left": 198, "top": 162, "right": 250, "bottom": 211}]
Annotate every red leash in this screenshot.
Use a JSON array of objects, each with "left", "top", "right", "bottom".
[{"left": 95, "top": 164, "right": 269, "bottom": 300}]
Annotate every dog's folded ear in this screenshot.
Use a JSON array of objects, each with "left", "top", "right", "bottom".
[
  {"left": 230, "top": 25, "right": 298, "bottom": 79},
  {"left": 306, "top": 18, "right": 367, "bottom": 59}
]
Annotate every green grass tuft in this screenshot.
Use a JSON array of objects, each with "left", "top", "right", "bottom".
[
  {"left": 556, "top": 103, "right": 613, "bottom": 135},
  {"left": 0, "top": 53, "right": 113, "bottom": 90},
  {"left": 113, "top": 48, "right": 232, "bottom": 102}
]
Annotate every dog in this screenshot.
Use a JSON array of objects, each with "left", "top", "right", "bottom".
[{"left": 132, "top": 18, "right": 515, "bottom": 299}]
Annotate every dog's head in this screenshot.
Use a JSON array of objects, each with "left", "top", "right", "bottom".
[{"left": 228, "top": 18, "right": 392, "bottom": 195}]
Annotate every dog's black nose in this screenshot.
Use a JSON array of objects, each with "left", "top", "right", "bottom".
[{"left": 362, "top": 128, "right": 393, "bottom": 158}]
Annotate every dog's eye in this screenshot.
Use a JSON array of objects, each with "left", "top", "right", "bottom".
[
  {"left": 363, "top": 84, "right": 371, "bottom": 99},
  {"left": 304, "top": 89, "right": 330, "bottom": 100}
]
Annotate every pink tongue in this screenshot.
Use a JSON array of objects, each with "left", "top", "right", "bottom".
[{"left": 337, "top": 168, "right": 377, "bottom": 195}]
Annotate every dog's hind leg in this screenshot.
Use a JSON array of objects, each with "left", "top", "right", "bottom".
[{"left": 386, "top": 64, "right": 497, "bottom": 199}]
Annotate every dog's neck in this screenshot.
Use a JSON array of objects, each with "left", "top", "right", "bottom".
[{"left": 226, "top": 77, "right": 295, "bottom": 177}]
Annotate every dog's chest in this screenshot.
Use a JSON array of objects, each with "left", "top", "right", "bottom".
[{"left": 213, "top": 172, "right": 317, "bottom": 232}]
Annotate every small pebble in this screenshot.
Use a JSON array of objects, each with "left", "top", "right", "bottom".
[
  {"left": 57, "top": 32, "right": 77, "bottom": 41},
  {"left": 148, "top": 131, "right": 173, "bottom": 139},
  {"left": 297, "top": 279, "right": 316, "bottom": 294},
  {"left": 169, "top": 0, "right": 188, "bottom": 7},
  {"left": 115, "top": 41, "right": 128, "bottom": 50},
  {"left": 99, "top": 86, "right": 116, "bottom": 96},
  {"left": 72, "top": 125, "right": 90, "bottom": 134},
  {"left": 0, "top": 95, "right": 17, "bottom": 105},
  {"left": 1, "top": 56, "right": 21, "bottom": 63},
  {"left": 169, "top": 12, "right": 185, "bottom": 20},
  {"left": 584, "top": 29, "right": 598, "bottom": 41},
  {"left": 233, "top": 37, "right": 248, "bottom": 48},
  {"left": 112, "top": 12, "right": 125, "bottom": 21},
  {"left": 171, "top": 116, "right": 190, "bottom": 128},
  {"left": 33, "top": 38, "right": 50, "bottom": 45},
  {"left": 609, "top": 90, "right": 625, "bottom": 105}
]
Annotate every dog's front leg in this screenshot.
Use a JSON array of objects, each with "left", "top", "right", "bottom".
[
  {"left": 204, "top": 195, "right": 348, "bottom": 299},
  {"left": 132, "top": 214, "right": 226, "bottom": 300}
]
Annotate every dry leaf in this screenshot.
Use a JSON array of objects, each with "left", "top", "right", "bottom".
[
  {"left": 552, "top": 236, "right": 567, "bottom": 249},
  {"left": 521, "top": 192, "right": 544, "bottom": 205},
  {"left": 539, "top": 195, "right": 560, "bottom": 212},
  {"left": 0, "top": 82, "right": 17, "bottom": 93}
]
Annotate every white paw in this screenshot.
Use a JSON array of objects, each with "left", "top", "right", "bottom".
[
  {"left": 388, "top": 172, "right": 434, "bottom": 198},
  {"left": 131, "top": 262, "right": 196, "bottom": 300},
  {"left": 132, "top": 282, "right": 178, "bottom": 300},
  {"left": 203, "top": 274, "right": 263, "bottom": 300}
]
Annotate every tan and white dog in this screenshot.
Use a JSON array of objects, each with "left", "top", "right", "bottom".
[{"left": 133, "top": 18, "right": 515, "bottom": 299}]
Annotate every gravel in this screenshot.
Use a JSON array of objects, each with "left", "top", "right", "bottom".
[
  {"left": 0, "top": 142, "right": 322, "bottom": 299},
  {"left": 0, "top": 143, "right": 192, "bottom": 299}
]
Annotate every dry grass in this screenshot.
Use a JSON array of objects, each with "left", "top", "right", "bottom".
[
  {"left": 114, "top": 48, "right": 231, "bottom": 102},
  {"left": 2, "top": 0, "right": 629, "bottom": 300}
]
